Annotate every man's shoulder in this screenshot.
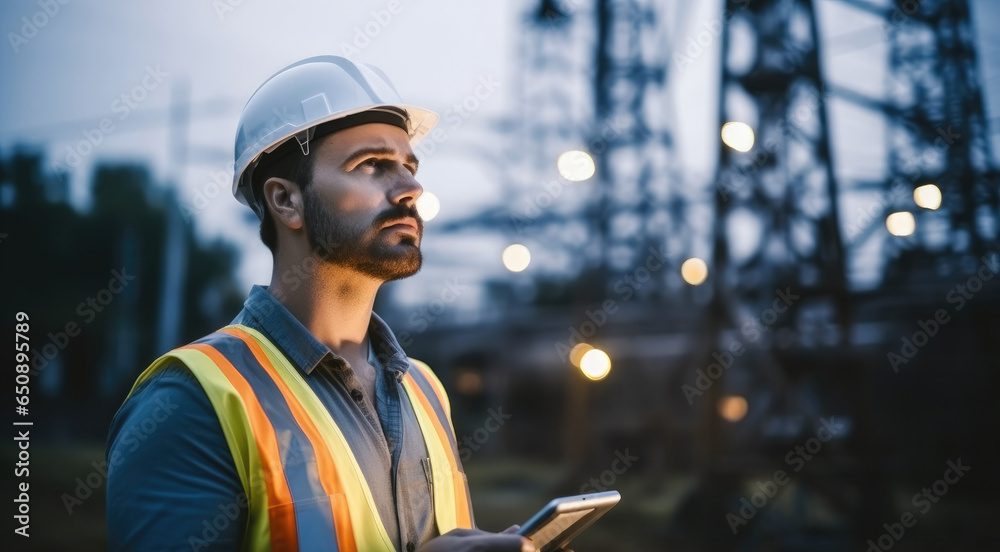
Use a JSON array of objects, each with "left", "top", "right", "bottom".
[
  {"left": 106, "top": 359, "right": 244, "bottom": 551},
  {"left": 129, "top": 360, "right": 201, "bottom": 397},
  {"left": 405, "top": 357, "right": 452, "bottom": 413},
  {"left": 108, "top": 361, "right": 218, "bottom": 453},
  {"left": 406, "top": 357, "right": 442, "bottom": 385}
]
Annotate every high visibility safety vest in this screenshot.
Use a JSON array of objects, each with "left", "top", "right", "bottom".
[{"left": 126, "top": 324, "right": 475, "bottom": 552}]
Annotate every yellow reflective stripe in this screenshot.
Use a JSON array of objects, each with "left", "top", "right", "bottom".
[
  {"left": 213, "top": 328, "right": 357, "bottom": 552},
  {"left": 401, "top": 368, "right": 473, "bottom": 533},
  {"left": 404, "top": 374, "right": 456, "bottom": 531},
  {"left": 126, "top": 331, "right": 472, "bottom": 550},
  {"left": 189, "top": 341, "right": 303, "bottom": 551},
  {"left": 410, "top": 358, "right": 451, "bottom": 419},
  {"left": 127, "top": 348, "right": 271, "bottom": 552},
  {"left": 231, "top": 325, "right": 395, "bottom": 551},
  {"left": 407, "top": 361, "right": 474, "bottom": 525}
]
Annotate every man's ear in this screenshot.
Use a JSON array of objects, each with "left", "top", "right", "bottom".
[{"left": 262, "top": 177, "right": 304, "bottom": 231}]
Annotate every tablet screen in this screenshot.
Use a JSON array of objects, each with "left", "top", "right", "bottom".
[
  {"left": 517, "top": 491, "right": 619, "bottom": 551},
  {"left": 528, "top": 508, "right": 593, "bottom": 547}
]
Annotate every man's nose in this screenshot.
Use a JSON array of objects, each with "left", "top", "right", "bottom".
[{"left": 390, "top": 168, "right": 423, "bottom": 207}]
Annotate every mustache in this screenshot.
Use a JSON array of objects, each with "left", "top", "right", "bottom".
[{"left": 373, "top": 204, "right": 423, "bottom": 230}]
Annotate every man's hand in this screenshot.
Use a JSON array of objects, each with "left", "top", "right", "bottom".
[
  {"left": 419, "top": 525, "right": 575, "bottom": 552},
  {"left": 418, "top": 526, "right": 537, "bottom": 552}
]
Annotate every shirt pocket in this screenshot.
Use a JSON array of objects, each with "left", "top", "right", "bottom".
[
  {"left": 424, "top": 461, "right": 474, "bottom": 527},
  {"left": 421, "top": 457, "right": 435, "bottom": 514}
]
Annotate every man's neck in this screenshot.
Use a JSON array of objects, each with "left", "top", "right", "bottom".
[{"left": 267, "top": 259, "right": 382, "bottom": 364}]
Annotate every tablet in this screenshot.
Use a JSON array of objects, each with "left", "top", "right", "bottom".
[{"left": 516, "top": 490, "right": 620, "bottom": 551}]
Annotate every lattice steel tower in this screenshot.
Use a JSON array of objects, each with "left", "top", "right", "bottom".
[
  {"left": 589, "top": 0, "right": 688, "bottom": 282},
  {"left": 878, "top": 0, "right": 999, "bottom": 280},
  {"left": 711, "top": 0, "right": 847, "bottom": 329},
  {"left": 699, "top": 0, "right": 870, "bottom": 547},
  {"left": 490, "top": 0, "right": 690, "bottom": 291}
]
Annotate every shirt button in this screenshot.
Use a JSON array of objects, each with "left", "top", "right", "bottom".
[
  {"left": 406, "top": 542, "right": 416, "bottom": 552},
  {"left": 350, "top": 389, "right": 364, "bottom": 402}
]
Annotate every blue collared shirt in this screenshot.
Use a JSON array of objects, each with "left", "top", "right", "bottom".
[{"left": 106, "top": 285, "right": 442, "bottom": 551}]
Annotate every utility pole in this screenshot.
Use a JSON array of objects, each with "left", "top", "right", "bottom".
[{"left": 155, "top": 79, "right": 191, "bottom": 354}]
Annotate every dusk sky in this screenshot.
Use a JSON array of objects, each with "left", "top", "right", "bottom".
[{"left": 2, "top": 0, "right": 997, "bottom": 297}]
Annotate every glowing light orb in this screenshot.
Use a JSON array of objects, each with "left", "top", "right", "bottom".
[
  {"left": 569, "top": 343, "right": 594, "bottom": 368},
  {"left": 580, "top": 348, "right": 612, "bottom": 381},
  {"left": 719, "top": 395, "right": 748, "bottom": 422},
  {"left": 913, "top": 184, "right": 941, "bottom": 210},
  {"left": 886, "top": 211, "right": 916, "bottom": 237},
  {"left": 415, "top": 191, "right": 440, "bottom": 221},
  {"left": 721, "top": 122, "right": 755, "bottom": 152},
  {"left": 502, "top": 244, "right": 531, "bottom": 272},
  {"left": 557, "top": 150, "right": 596, "bottom": 182},
  {"left": 681, "top": 257, "right": 709, "bottom": 286}
]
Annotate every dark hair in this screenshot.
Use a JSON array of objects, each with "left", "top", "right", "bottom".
[{"left": 252, "top": 151, "right": 314, "bottom": 254}]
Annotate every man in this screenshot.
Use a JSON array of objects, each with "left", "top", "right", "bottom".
[{"left": 106, "top": 56, "right": 537, "bottom": 552}]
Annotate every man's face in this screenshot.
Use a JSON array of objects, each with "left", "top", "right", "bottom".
[{"left": 301, "top": 122, "right": 424, "bottom": 281}]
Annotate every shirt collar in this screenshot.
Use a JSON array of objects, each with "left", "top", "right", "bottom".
[{"left": 232, "top": 284, "right": 410, "bottom": 379}]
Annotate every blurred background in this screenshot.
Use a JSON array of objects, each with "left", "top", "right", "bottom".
[{"left": 2, "top": 0, "right": 999, "bottom": 550}]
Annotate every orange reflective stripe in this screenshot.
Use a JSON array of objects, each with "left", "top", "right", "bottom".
[
  {"left": 416, "top": 365, "right": 472, "bottom": 527},
  {"left": 454, "top": 471, "right": 473, "bottom": 528},
  {"left": 185, "top": 342, "right": 299, "bottom": 551},
  {"left": 220, "top": 327, "right": 357, "bottom": 552},
  {"left": 421, "top": 370, "right": 449, "bottom": 417},
  {"left": 403, "top": 372, "right": 474, "bottom": 528},
  {"left": 406, "top": 364, "right": 458, "bottom": 452},
  {"left": 411, "top": 360, "right": 452, "bottom": 420},
  {"left": 168, "top": 330, "right": 469, "bottom": 548}
]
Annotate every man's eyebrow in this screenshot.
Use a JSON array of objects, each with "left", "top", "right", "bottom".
[{"left": 341, "top": 146, "right": 419, "bottom": 171}]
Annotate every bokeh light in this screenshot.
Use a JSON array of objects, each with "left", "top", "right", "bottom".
[
  {"left": 415, "top": 190, "right": 441, "bottom": 221},
  {"left": 721, "top": 122, "right": 755, "bottom": 152},
  {"left": 681, "top": 257, "right": 709, "bottom": 286},
  {"left": 455, "top": 370, "right": 484, "bottom": 395},
  {"left": 913, "top": 184, "right": 942, "bottom": 210},
  {"left": 502, "top": 244, "right": 531, "bottom": 272},
  {"left": 718, "top": 395, "right": 748, "bottom": 422},
  {"left": 569, "top": 343, "right": 594, "bottom": 367},
  {"left": 886, "top": 211, "right": 916, "bottom": 237},
  {"left": 557, "top": 150, "right": 596, "bottom": 181},
  {"left": 580, "top": 348, "right": 612, "bottom": 380}
]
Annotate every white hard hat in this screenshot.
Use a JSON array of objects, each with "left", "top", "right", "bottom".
[{"left": 232, "top": 55, "right": 439, "bottom": 218}]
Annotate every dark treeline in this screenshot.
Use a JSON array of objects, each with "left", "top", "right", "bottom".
[{"left": 0, "top": 147, "right": 245, "bottom": 441}]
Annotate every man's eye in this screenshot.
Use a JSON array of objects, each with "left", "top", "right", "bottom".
[{"left": 362, "top": 158, "right": 379, "bottom": 168}]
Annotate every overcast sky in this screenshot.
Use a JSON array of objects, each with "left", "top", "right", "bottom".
[{"left": 2, "top": 0, "right": 997, "bottom": 295}]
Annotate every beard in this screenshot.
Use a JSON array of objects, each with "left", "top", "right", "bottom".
[{"left": 302, "top": 189, "right": 423, "bottom": 281}]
